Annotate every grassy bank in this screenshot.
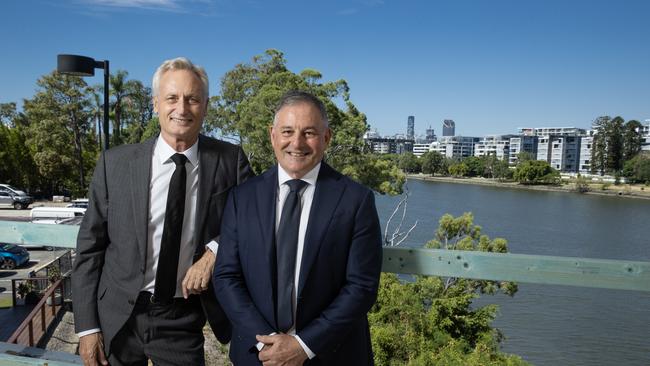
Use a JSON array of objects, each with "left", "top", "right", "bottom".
[{"left": 407, "top": 174, "right": 650, "bottom": 200}]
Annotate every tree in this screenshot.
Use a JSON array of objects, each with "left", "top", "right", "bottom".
[
  {"left": 516, "top": 151, "right": 535, "bottom": 165},
  {"left": 369, "top": 213, "right": 525, "bottom": 365},
  {"left": 623, "top": 152, "right": 650, "bottom": 184},
  {"left": 493, "top": 159, "right": 513, "bottom": 181},
  {"left": 463, "top": 156, "right": 484, "bottom": 177},
  {"left": 513, "top": 160, "right": 560, "bottom": 185},
  {"left": 426, "top": 212, "right": 518, "bottom": 296},
  {"left": 206, "top": 49, "right": 403, "bottom": 194},
  {"left": 591, "top": 115, "right": 627, "bottom": 175},
  {"left": 420, "top": 151, "right": 445, "bottom": 176},
  {"left": 22, "top": 72, "right": 97, "bottom": 196},
  {"left": 109, "top": 70, "right": 140, "bottom": 146},
  {"left": 0, "top": 102, "right": 17, "bottom": 126},
  {"left": 121, "top": 81, "right": 154, "bottom": 144},
  {"left": 398, "top": 152, "right": 421, "bottom": 173},
  {"left": 622, "top": 120, "right": 643, "bottom": 162},
  {"left": 448, "top": 162, "right": 468, "bottom": 177}
]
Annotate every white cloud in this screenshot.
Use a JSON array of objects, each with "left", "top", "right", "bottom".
[{"left": 81, "top": 0, "right": 181, "bottom": 10}]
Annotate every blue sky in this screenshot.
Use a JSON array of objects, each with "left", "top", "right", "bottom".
[{"left": 2, "top": 0, "right": 649, "bottom": 137}]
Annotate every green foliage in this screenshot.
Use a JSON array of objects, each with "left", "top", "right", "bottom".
[
  {"left": 22, "top": 72, "right": 97, "bottom": 196},
  {"left": 448, "top": 162, "right": 468, "bottom": 177},
  {"left": 426, "top": 213, "right": 518, "bottom": 296},
  {"left": 513, "top": 160, "right": 560, "bottom": 185},
  {"left": 462, "top": 156, "right": 484, "bottom": 177},
  {"left": 398, "top": 153, "right": 421, "bottom": 174},
  {"left": 0, "top": 122, "right": 39, "bottom": 189},
  {"left": 206, "top": 49, "right": 403, "bottom": 194},
  {"left": 623, "top": 152, "right": 650, "bottom": 184},
  {"left": 370, "top": 213, "right": 525, "bottom": 365},
  {"left": 591, "top": 116, "right": 642, "bottom": 176},
  {"left": 420, "top": 151, "right": 445, "bottom": 176}
]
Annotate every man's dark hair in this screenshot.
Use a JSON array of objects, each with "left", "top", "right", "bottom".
[{"left": 273, "top": 90, "right": 329, "bottom": 127}]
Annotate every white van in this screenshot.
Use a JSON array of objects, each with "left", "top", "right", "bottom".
[{"left": 30, "top": 207, "right": 86, "bottom": 223}]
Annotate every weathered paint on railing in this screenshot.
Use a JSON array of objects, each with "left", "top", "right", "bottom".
[
  {"left": 383, "top": 247, "right": 650, "bottom": 292},
  {"left": 0, "top": 341, "right": 81, "bottom": 365},
  {"left": 0, "top": 221, "right": 78, "bottom": 248},
  {"left": 1, "top": 221, "right": 649, "bottom": 292}
]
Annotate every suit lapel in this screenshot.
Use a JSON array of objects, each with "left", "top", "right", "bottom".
[
  {"left": 130, "top": 138, "right": 155, "bottom": 265},
  {"left": 257, "top": 166, "right": 278, "bottom": 270},
  {"left": 194, "top": 136, "right": 220, "bottom": 251},
  {"left": 298, "top": 163, "right": 345, "bottom": 297}
]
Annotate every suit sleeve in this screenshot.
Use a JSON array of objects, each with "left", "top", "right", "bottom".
[
  {"left": 298, "top": 189, "right": 383, "bottom": 355},
  {"left": 71, "top": 152, "right": 109, "bottom": 333},
  {"left": 236, "top": 145, "right": 254, "bottom": 184},
  {"left": 213, "top": 189, "right": 275, "bottom": 338}
]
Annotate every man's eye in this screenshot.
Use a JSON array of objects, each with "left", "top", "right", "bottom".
[{"left": 282, "top": 130, "right": 293, "bottom": 136}]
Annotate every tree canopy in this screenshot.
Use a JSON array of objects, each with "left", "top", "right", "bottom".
[{"left": 206, "top": 49, "right": 404, "bottom": 194}]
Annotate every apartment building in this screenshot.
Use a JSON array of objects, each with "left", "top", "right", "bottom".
[
  {"left": 508, "top": 135, "right": 538, "bottom": 165},
  {"left": 474, "top": 134, "right": 517, "bottom": 160},
  {"left": 429, "top": 136, "right": 480, "bottom": 159}
]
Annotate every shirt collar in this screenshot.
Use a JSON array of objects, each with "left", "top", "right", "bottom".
[
  {"left": 277, "top": 163, "right": 321, "bottom": 188},
  {"left": 154, "top": 136, "right": 199, "bottom": 167}
]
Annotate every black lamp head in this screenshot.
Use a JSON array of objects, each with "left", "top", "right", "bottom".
[{"left": 57, "top": 54, "right": 96, "bottom": 76}]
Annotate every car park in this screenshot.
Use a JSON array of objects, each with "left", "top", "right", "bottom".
[
  {"left": 0, "top": 184, "right": 34, "bottom": 210},
  {"left": 0, "top": 242, "right": 30, "bottom": 270}
]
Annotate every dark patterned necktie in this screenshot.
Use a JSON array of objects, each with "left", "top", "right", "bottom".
[
  {"left": 153, "top": 153, "right": 188, "bottom": 303},
  {"left": 276, "top": 179, "right": 307, "bottom": 331}
]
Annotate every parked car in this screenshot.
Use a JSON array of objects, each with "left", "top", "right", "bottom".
[
  {"left": 30, "top": 207, "right": 85, "bottom": 223},
  {"left": 0, "top": 243, "right": 30, "bottom": 270},
  {"left": 0, "top": 184, "right": 34, "bottom": 210},
  {"left": 66, "top": 198, "right": 89, "bottom": 209}
]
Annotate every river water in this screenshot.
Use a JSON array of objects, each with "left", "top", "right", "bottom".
[{"left": 374, "top": 178, "right": 650, "bottom": 366}]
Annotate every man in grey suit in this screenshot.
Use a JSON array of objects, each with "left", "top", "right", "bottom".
[{"left": 72, "top": 57, "right": 251, "bottom": 366}]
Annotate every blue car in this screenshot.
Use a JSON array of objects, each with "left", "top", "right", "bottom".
[{"left": 0, "top": 243, "right": 30, "bottom": 270}]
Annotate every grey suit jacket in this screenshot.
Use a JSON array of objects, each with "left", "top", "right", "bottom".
[{"left": 72, "top": 134, "right": 252, "bottom": 353}]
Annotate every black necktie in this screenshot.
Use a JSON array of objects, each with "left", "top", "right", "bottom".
[
  {"left": 154, "top": 153, "right": 188, "bottom": 303},
  {"left": 276, "top": 179, "right": 308, "bottom": 332}
]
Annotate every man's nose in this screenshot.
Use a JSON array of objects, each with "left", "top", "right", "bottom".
[
  {"left": 290, "top": 133, "right": 305, "bottom": 147},
  {"left": 176, "top": 99, "right": 189, "bottom": 114}
]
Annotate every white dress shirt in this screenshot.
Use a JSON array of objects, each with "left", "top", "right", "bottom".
[
  {"left": 256, "top": 163, "right": 320, "bottom": 359},
  {"left": 141, "top": 137, "right": 200, "bottom": 296}
]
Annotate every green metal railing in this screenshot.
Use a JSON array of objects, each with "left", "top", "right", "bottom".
[{"left": 0, "top": 220, "right": 649, "bottom": 364}]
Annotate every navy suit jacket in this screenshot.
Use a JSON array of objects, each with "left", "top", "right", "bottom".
[{"left": 214, "top": 162, "right": 382, "bottom": 365}]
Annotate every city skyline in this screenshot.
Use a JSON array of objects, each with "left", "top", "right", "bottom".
[{"left": 1, "top": 0, "right": 649, "bottom": 136}]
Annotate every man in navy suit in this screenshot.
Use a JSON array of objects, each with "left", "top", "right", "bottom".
[{"left": 214, "top": 91, "right": 382, "bottom": 365}]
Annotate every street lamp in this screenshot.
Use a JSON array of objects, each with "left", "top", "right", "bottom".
[{"left": 57, "top": 54, "right": 110, "bottom": 151}]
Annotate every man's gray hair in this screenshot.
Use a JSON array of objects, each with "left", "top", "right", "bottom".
[
  {"left": 152, "top": 57, "right": 209, "bottom": 99},
  {"left": 273, "top": 90, "right": 329, "bottom": 127}
]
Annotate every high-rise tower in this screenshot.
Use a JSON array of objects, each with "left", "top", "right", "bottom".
[
  {"left": 407, "top": 116, "right": 415, "bottom": 140},
  {"left": 442, "top": 119, "right": 455, "bottom": 137}
]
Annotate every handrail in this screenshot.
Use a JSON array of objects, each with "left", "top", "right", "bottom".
[
  {"left": 383, "top": 247, "right": 650, "bottom": 292},
  {"left": 1, "top": 221, "right": 649, "bottom": 292},
  {"left": 7, "top": 279, "right": 65, "bottom": 346}
]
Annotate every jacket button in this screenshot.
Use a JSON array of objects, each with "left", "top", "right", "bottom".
[
  {"left": 140, "top": 267, "right": 145, "bottom": 273},
  {"left": 128, "top": 299, "right": 135, "bottom": 305}
]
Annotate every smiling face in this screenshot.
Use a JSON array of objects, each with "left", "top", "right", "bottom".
[
  {"left": 153, "top": 69, "right": 207, "bottom": 151},
  {"left": 270, "top": 101, "right": 332, "bottom": 179}
]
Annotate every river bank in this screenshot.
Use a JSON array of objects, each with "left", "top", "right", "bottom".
[{"left": 406, "top": 174, "right": 650, "bottom": 200}]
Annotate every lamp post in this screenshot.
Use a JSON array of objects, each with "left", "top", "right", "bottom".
[{"left": 57, "top": 54, "right": 110, "bottom": 151}]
